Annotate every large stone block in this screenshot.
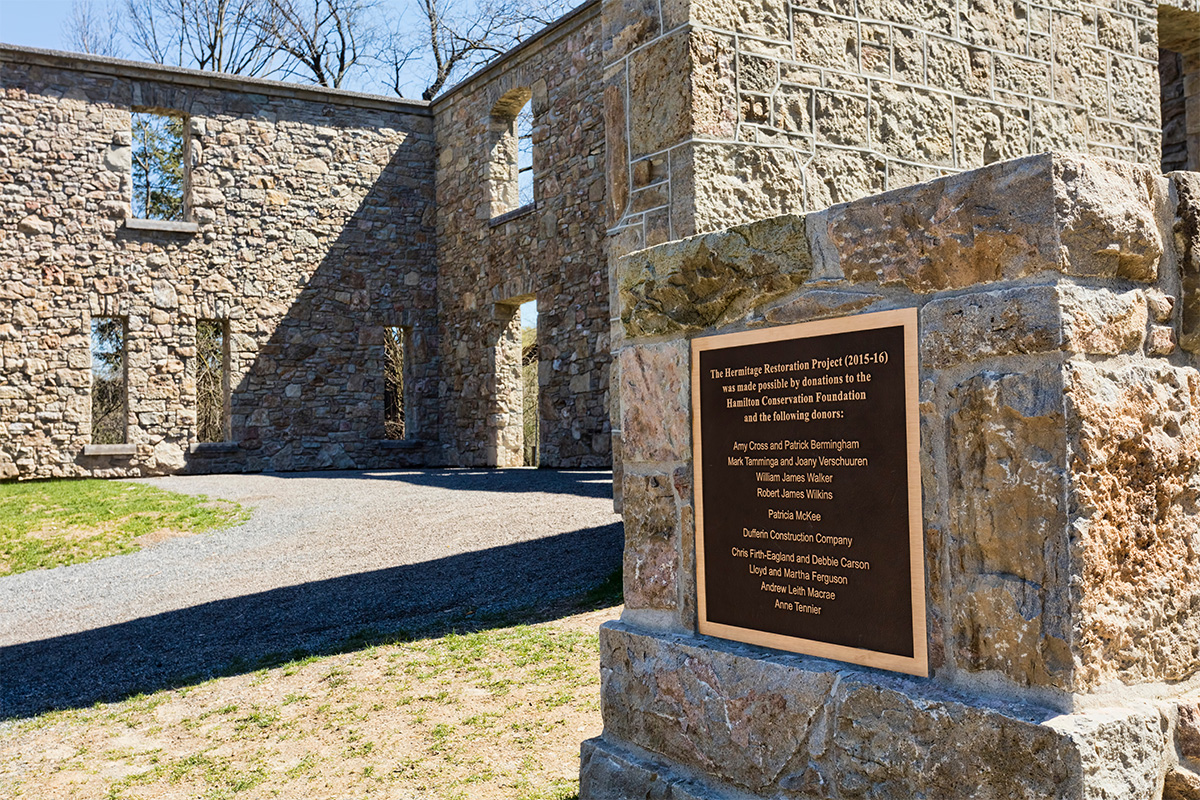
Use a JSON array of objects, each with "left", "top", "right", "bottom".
[
  {"left": 587, "top": 624, "right": 1172, "bottom": 799},
  {"left": 829, "top": 154, "right": 1060, "bottom": 291},
  {"left": 944, "top": 365, "right": 1073, "bottom": 690},
  {"left": 1067, "top": 358, "right": 1200, "bottom": 690},
  {"left": 1053, "top": 156, "right": 1164, "bottom": 282},
  {"left": 828, "top": 154, "right": 1168, "bottom": 293},
  {"left": 619, "top": 213, "right": 812, "bottom": 337},
  {"left": 629, "top": 31, "right": 692, "bottom": 158},
  {"left": 618, "top": 341, "right": 690, "bottom": 463},
  {"left": 622, "top": 471, "right": 679, "bottom": 611}
]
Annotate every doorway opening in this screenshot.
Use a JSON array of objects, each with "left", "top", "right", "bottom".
[{"left": 520, "top": 300, "right": 539, "bottom": 467}]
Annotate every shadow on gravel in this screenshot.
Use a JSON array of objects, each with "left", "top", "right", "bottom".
[
  {"left": 0, "top": 521, "right": 622, "bottom": 720},
  {"left": 264, "top": 468, "right": 615, "bottom": 500}
]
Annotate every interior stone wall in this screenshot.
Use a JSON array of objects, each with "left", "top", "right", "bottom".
[
  {"left": 603, "top": 0, "right": 1184, "bottom": 252},
  {"left": 586, "top": 151, "right": 1200, "bottom": 799},
  {"left": 432, "top": 1, "right": 611, "bottom": 468},
  {"left": 0, "top": 49, "right": 439, "bottom": 479}
]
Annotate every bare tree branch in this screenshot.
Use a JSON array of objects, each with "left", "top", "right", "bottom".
[
  {"left": 64, "top": 0, "right": 125, "bottom": 57},
  {"left": 384, "top": 0, "right": 576, "bottom": 101},
  {"left": 258, "top": 0, "right": 379, "bottom": 89},
  {"left": 124, "top": 0, "right": 279, "bottom": 76}
]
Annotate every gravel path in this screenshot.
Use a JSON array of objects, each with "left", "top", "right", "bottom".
[{"left": 0, "top": 469, "right": 622, "bottom": 718}]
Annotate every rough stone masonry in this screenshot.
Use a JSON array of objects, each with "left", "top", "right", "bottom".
[
  {"left": 584, "top": 154, "right": 1200, "bottom": 798},
  {"left": 3, "top": 0, "right": 1200, "bottom": 481}
]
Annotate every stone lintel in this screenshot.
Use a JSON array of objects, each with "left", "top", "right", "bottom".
[
  {"left": 617, "top": 153, "right": 1171, "bottom": 341},
  {"left": 124, "top": 218, "right": 201, "bottom": 234}
]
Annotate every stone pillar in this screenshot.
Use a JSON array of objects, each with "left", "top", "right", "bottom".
[{"left": 581, "top": 152, "right": 1200, "bottom": 798}]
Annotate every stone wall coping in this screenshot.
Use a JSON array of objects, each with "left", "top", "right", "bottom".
[
  {"left": 488, "top": 203, "right": 536, "bottom": 227},
  {"left": 125, "top": 218, "right": 200, "bottom": 234},
  {"left": 0, "top": 44, "right": 432, "bottom": 115},
  {"left": 82, "top": 444, "right": 137, "bottom": 457},
  {"left": 433, "top": 0, "right": 600, "bottom": 109}
]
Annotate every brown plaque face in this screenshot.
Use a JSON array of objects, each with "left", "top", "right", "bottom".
[{"left": 691, "top": 308, "right": 926, "bottom": 676}]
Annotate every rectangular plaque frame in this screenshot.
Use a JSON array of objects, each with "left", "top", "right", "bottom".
[{"left": 691, "top": 307, "right": 927, "bottom": 677}]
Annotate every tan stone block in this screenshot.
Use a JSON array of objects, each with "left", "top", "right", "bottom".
[
  {"left": 690, "top": 29, "right": 737, "bottom": 141},
  {"left": 1053, "top": 156, "right": 1163, "bottom": 281},
  {"left": 868, "top": 84, "right": 954, "bottom": 165},
  {"left": 1067, "top": 358, "right": 1200, "bottom": 689},
  {"left": 921, "top": 286, "right": 1062, "bottom": 368},
  {"left": 814, "top": 90, "right": 868, "bottom": 147},
  {"left": 1059, "top": 285, "right": 1147, "bottom": 354},
  {"left": 604, "top": 73, "right": 629, "bottom": 226},
  {"left": 773, "top": 85, "right": 812, "bottom": 134},
  {"left": 804, "top": 147, "right": 887, "bottom": 209},
  {"left": 1031, "top": 101, "right": 1087, "bottom": 154},
  {"left": 791, "top": 11, "right": 857, "bottom": 71},
  {"left": 617, "top": 341, "right": 690, "bottom": 463},
  {"left": 620, "top": 212, "right": 811, "bottom": 336},
  {"left": 621, "top": 472, "right": 678, "bottom": 610},
  {"left": 595, "top": 625, "right": 1170, "bottom": 796},
  {"left": 830, "top": 154, "right": 1059, "bottom": 292},
  {"left": 926, "top": 37, "right": 990, "bottom": 97},
  {"left": 629, "top": 31, "right": 692, "bottom": 158},
  {"left": 954, "top": 98, "right": 1031, "bottom": 169},
  {"left": 689, "top": 141, "right": 806, "bottom": 231},
  {"left": 690, "top": 0, "right": 790, "bottom": 40},
  {"left": 994, "top": 53, "right": 1051, "bottom": 97},
  {"left": 932, "top": 361, "right": 1069, "bottom": 680}
]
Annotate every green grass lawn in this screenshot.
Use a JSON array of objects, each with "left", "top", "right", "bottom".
[{"left": 0, "top": 480, "right": 247, "bottom": 576}]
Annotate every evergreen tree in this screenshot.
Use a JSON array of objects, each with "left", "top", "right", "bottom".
[{"left": 131, "top": 113, "right": 185, "bottom": 220}]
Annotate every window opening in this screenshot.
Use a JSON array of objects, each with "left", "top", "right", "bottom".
[
  {"left": 516, "top": 100, "right": 534, "bottom": 208},
  {"left": 196, "top": 319, "right": 229, "bottom": 443},
  {"left": 520, "top": 300, "right": 538, "bottom": 466},
  {"left": 1159, "top": 9, "right": 1200, "bottom": 173},
  {"left": 488, "top": 87, "right": 533, "bottom": 218},
  {"left": 385, "top": 326, "right": 408, "bottom": 440},
  {"left": 91, "top": 317, "right": 126, "bottom": 444},
  {"left": 131, "top": 110, "right": 186, "bottom": 221}
]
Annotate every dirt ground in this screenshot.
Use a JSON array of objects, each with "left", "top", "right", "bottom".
[{"left": 0, "top": 605, "right": 620, "bottom": 800}]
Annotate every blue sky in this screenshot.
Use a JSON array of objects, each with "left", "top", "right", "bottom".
[
  {"left": 0, "top": 0, "right": 77, "bottom": 50},
  {"left": 0, "top": 0, "right": 432, "bottom": 96}
]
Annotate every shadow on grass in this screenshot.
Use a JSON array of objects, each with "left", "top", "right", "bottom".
[{"left": 0, "top": 522, "right": 622, "bottom": 720}]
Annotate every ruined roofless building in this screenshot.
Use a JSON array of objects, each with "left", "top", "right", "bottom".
[{"left": 1, "top": 0, "right": 1199, "bottom": 482}]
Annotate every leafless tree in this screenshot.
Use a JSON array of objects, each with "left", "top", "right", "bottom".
[
  {"left": 258, "top": 0, "right": 379, "bottom": 89},
  {"left": 65, "top": 0, "right": 125, "bottom": 57},
  {"left": 388, "top": 0, "right": 576, "bottom": 100},
  {"left": 125, "top": 0, "right": 279, "bottom": 76}
]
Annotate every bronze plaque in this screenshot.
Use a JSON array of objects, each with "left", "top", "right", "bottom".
[{"left": 691, "top": 308, "right": 926, "bottom": 676}]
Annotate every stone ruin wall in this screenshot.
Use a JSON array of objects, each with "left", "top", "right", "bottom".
[
  {"left": 601, "top": 0, "right": 1200, "bottom": 501},
  {"left": 433, "top": 1, "right": 612, "bottom": 468},
  {"left": 587, "top": 152, "right": 1200, "bottom": 799},
  {"left": 0, "top": 50, "right": 439, "bottom": 479},
  {"left": 605, "top": 0, "right": 1191, "bottom": 250}
]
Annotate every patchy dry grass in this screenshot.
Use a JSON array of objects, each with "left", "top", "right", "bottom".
[
  {"left": 0, "top": 480, "right": 247, "bottom": 575},
  {"left": 0, "top": 603, "right": 619, "bottom": 800}
]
